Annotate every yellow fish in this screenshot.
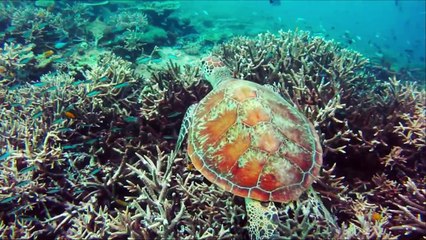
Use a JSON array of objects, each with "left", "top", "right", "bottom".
[
  {"left": 64, "top": 111, "right": 77, "bottom": 119},
  {"left": 43, "top": 50, "right": 54, "bottom": 58}
]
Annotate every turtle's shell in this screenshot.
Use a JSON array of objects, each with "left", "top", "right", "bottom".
[{"left": 187, "top": 79, "right": 322, "bottom": 202}]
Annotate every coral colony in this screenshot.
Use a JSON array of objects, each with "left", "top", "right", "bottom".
[{"left": 0, "top": 1, "right": 425, "bottom": 240}]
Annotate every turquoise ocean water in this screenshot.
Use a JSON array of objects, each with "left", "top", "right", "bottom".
[{"left": 179, "top": 0, "right": 425, "bottom": 72}]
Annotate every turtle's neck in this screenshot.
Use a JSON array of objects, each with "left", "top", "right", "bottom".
[{"left": 207, "top": 66, "right": 233, "bottom": 89}]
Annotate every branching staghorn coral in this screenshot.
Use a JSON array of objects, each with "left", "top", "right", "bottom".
[
  {"left": 173, "top": 168, "right": 247, "bottom": 239},
  {"left": 1, "top": 1, "right": 91, "bottom": 44},
  {"left": 0, "top": 42, "right": 36, "bottom": 86},
  {"left": 273, "top": 188, "right": 338, "bottom": 239},
  {"left": 1, "top": 28, "right": 425, "bottom": 239},
  {"left": 134, "top": 1, "right": 181, "bottom": 14},
  {"left": 0, "top": 52, "right": 146, "bottom": 239},
  {"left": 0, "top": 48, "right": 236, "bottom": 239},
  {"left": 388, "top": 177, "right": 426, "bottom": 237},
  {"left": 213, "top": 30, "right": 425, "bottom": 168},
  {"left": 212, "top": 31, "right": 376, "bottom": 156},
  {"left": 108, "top": 10, "right": 149, "bottom": 31},
  {"left": 211, "top": 30, "right": 425, "bottom": 239},
  {"left": 138, "top": 60, "right": 207, "bottom": 121}
]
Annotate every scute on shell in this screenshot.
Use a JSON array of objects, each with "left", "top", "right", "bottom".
[{"left": 187, "top": 79, "right": 322, "bottom": 203}]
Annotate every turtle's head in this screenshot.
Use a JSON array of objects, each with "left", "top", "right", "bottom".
[{"left": 201, "top": 56, "right": 233, "bottom": 88}]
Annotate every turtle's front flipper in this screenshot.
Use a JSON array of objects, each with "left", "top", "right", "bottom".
[
  {"left": 245, "top": 198, "right": 279, "bottom": 240},
  {"left": 171, "top": 104, "right": 197, "bottom": 160}
]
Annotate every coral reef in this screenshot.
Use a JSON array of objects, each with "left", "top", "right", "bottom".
[
  {"left": 212, "top": 30, "right": 425, "bottom": 239},
  {"left": 0, "top": 42, "right": 36, "bottom": 86},
  {"left": 0, "top": 2, "right": 424, "bottom": 238}
]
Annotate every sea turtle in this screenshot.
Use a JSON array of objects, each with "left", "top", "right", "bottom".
[{"left": 174, "top": 56, "right": 323, "bottom": 239}]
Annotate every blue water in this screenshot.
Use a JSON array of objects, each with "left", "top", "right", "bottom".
[{"left": 179, "top": 0, "right": 426, "bottom": 70}]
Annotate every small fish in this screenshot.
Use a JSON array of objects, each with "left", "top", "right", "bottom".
[
  {"left": 85, "top": 138, "right": 100, "bottom": 145},
  {"left": 46, "top": 187, "right": 61, "bottom": 194},
  {"left": 63, "top": 143, "right": 82, "bottom": 150},
  {"left": 87, "top": 90, "right": 102, "bottom": 97},
  {"left": 45, "top": 86, "right": 57, "bottom": 92},
  {"left": 18, "top": 216, "right": 39, "bottom": 222},
  {"left": 16, "top": 180, "right": 31, "bottom": 187},
  {"left": 73, "top": 189, "right": 84, "bottom": 195},
  {"left": 0, "top": 196, "right": 18, "bottom": 204},
  {"left": 5, "top": 26, "right": 16, "bottom": 32},
  {"left": 22, "top": 31, "right": 32, "bottom": 39},
  {"left": 0, "top": 151, "right": 10, "bottom": 161},
  {"left": 64, "top": 111, "right": 77, "bottom": 119},
  {"left": 32, "top": 82, "right": 47, "bottom": 88},
  {"left": 9, "top": 84, "right": 21, "bottom": 91},
  {"left": 25, "top": 100, "right": 33, "bottom": 107},
  {"left": 0, "top": 66, "right": 6, "bottom": 74},
  {"left": 53, "top": 57, "right": 65, "bottom": 63},
  {"left": 202, "top": 10, "right": 209, "bottom": 15},
  {"left": 72, "top": 80, "right": 85, "bottom": 86},
  {"left": 186, "top": 162, "right": 195, "bottom": 171},
  {"left": 375, "top": 52, "right": 384, "bottom": 58},
  {"left": 404, "top": 49, "right": 414, "bottom": 55},
  {"left": 99, "top": 76, "right": 108, "bottom": 82},
  {"left": 54, "top": 42, "right": 67, "bottom": 49},
  {"left": 371, "top": 212, "right": 382, "bottom": 222},
  {"left": 53, "top": 118, "right": 65, "bottom": 124},
  {"left": 79, "top": 123, "right": 96, "bottom": 128},
  {"left": 19, "top": 58, "right": 32, "bottom": 64},
  {"left": 137, "top": 57, "right": 151, "bottom": 64},
  {"left": 43, "top": 50, "right": 54, "bottom": 58},
  {"left": 163, "top": 135, "right": 176, "bottom": 140},
  {"left": 115, "top": 198, "right": 128, "bottom": 207},
  {"left": 58, "top": 127, "right": 72, "bottom": 132},
  {"left": 32, "top": 111, "right": 43, "bottom": 119},
  {"left": 11, "top": 103, "right": 22, "bottom": 107},
  {"left": 167, "top": 112, "right": 182, "bottom": 118},
  {"left": 123, "top": 116, "right": 138, "bottom": 123},
  {"left": 19, "top": 165, "right": 36, "bottom": 173},
  {"left": 113, "top": 82, "right": 131, "bottom": 89},
  {"left": 38, "top": 23, "right": 48, "bottom": 29},
  {"left": 269, "top": 0, "right": 281, "bottom": 6},
  {"left": 81, "top": 0, "right": 109, "bottom": 7},
  {"left": 111, "top": 127, "right": 122, "bottom": 132},
  {"left": 90, "top": 168, "right": 101, "bottom": 175}
]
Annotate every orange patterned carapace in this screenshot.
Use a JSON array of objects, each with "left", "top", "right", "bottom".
[{"left": 187, "top": 71, "right": 322, "bottom": 203}]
